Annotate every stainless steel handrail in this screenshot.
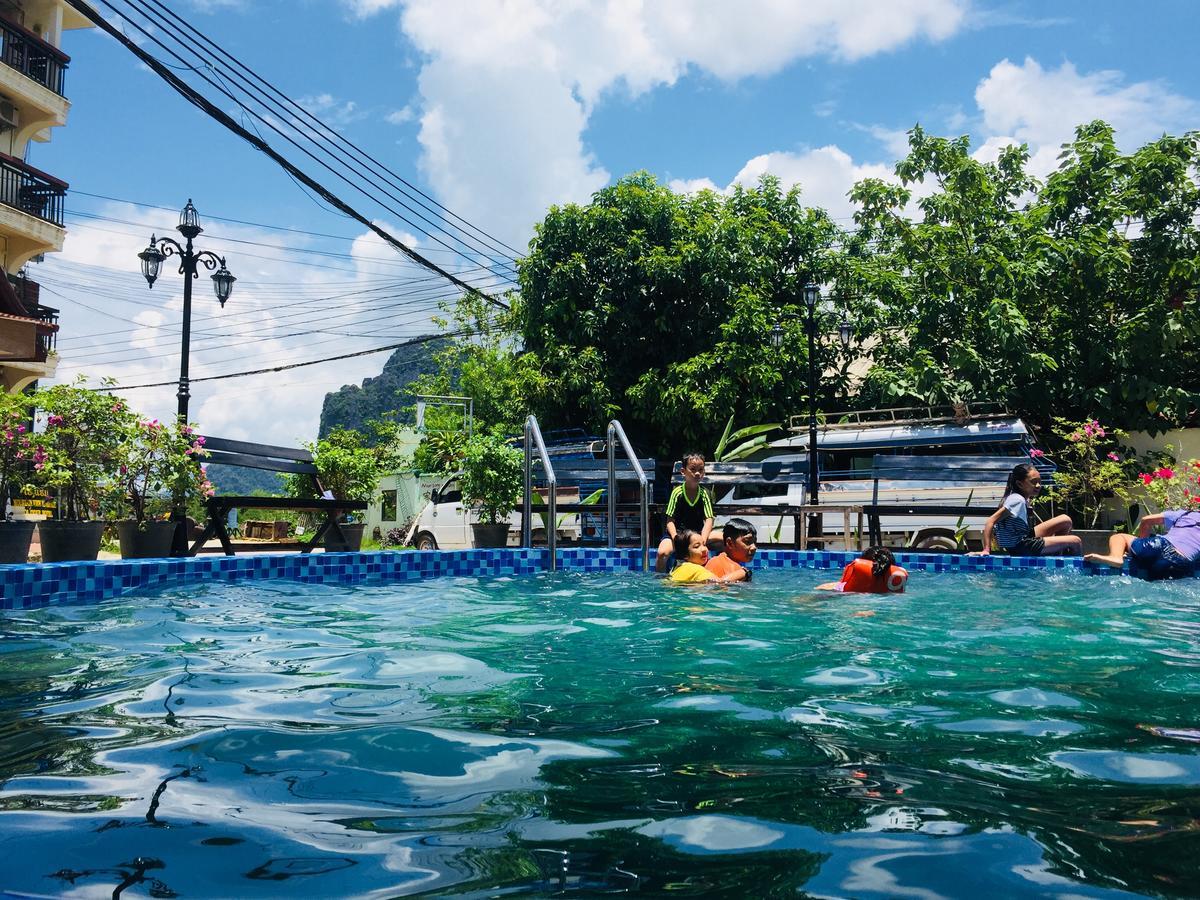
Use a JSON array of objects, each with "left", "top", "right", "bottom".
[
  {"left": 607, "top": 420, "right": 650, "bottom": 571},
  {"left": 523, "top": 415, "right": 556, "bottom": 570}
]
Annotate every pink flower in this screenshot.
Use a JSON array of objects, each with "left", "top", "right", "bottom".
[
  {"left": 1140, "top": 473, "right": 1154, "bottom": 486},
  {"left": 46, "top": 414, "right": 63, "bottom": 427},
  {"left": 15, "top": 424, "right": 24, "bottom": 433},
  {"left": 1107, "top": 452, "right": 1121, "bottom": 462},
  {"left": 1154, "top": 467, "right": 1175, "bottom": 480},
  {"left": 1029, "top": 449, "right": 1045, "bottom": 458}
]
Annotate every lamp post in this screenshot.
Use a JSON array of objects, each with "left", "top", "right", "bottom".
[
  {"left": 137, "top": 200, "right": 236, "bottom": 423},
  {"left": 137, "top": 199, "right": 235, "bottom": 554},
  {"left": 771, "top": 283, "right": 852, "bottom": 547}
]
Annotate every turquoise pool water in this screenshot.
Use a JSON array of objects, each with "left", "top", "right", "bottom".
[{"left": 1, "top": 570, "right": 1198, "bottom": 897}]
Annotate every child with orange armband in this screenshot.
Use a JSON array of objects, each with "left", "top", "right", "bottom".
[{"left": 816, "top": 546, "right": 908, "bottom": 594}]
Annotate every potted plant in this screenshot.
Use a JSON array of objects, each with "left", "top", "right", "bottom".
[
  {"left": 1042, "top": 418, "right": 1135, "bottom": 553},
  {"left": 459, "top": 431, "right": 522, "bottom": 548},
  {"left": 113, "top": 418, "right": 212, "bottom": 559},
  {"left": 34, "top": 379, "right": 131, "bottom": 562},
  {"left": 0, "top": 390, "right": 43, "bottom": 564},
  {"left": 287, "top": 427, "right": 389, "bottom": 551}
]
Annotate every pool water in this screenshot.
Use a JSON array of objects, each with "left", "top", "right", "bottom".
[{"left": 1, "top": 569, "right": 1199, "bottom": 897}]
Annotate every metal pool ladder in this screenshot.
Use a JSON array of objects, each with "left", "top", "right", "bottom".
[
  {"left": 607, "top": 419, "right": 650, "bottom": 571},
  {"left": 523, "top": 415, "right": 557, "bottom": 571}
]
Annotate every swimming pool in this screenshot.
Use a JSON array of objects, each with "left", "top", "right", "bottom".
[{"left": 1, "top": 564, "right": 1198, "bottom": 897}]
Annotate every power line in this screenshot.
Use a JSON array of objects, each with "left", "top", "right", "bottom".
[
  {"left": 137, "top": 0, "right": 523, "bottom": 259},
  {"left": 65, "top": 0, "right": 513, "bottom": 310},
  {"left": 103, "top": 331, "right": 463, "bottom": 391},
  {"left": 114, "top": 0, "right": 518, "bottom": 283}
]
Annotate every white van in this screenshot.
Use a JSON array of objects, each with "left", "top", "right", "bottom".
[{"left": 406, "top": 475, "right": 581, "bottom": 550}]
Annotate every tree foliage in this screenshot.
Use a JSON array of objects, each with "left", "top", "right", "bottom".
[
  {"left": 401, "top": 121, "right": 1200, "bottom": 461},
  {"left": 850, "top": 122, "right": 1200, "bottom": 430}
]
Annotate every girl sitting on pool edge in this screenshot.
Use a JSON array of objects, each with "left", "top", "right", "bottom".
[{"left": 816, "top": 546, "right": 908, "bottom": 593}]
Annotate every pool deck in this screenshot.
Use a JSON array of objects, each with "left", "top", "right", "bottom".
[{"left": 0, "top": 547, "right": 1172, "bottom": 611}]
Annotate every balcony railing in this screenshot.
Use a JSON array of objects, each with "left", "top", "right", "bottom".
[
  {"left": 0, "top": 152, "right": 65, "bottom": 226},
  {"left": 10, "top": 275, "right": 56, "bottom": 358},
  {"left": 0, "top": 16, "right": 68, "bottom": 96}
]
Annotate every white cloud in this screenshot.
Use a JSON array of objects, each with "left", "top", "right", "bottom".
[
  {"left": 974, "top": 57, "right": 1197, "bottom": 175},
  {"left": 47, "top": 204, "right": 440, "bottom": 446},
  {"left": 672, "top": 146, "right": 892, "bottom": 224},
  {"left": 297, "top": 93, "right": 366, "bottom": 129},
  {"left": 385, "top": 105, "right": 415, "bottom": 125},
  {"left": 672, "top": 56, "right": 1199, "bottom": 226},
  {"left": 357, "top": 0, "right": 970, "bottom": 244}
]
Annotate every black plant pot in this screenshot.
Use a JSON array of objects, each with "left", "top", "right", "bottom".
[
  {"left": 117, "top": 520, "right": 177, "bottom": 559},
  {"left": 471, "top": 522, "right": 509, "bottom": 548},
  {"left": 0, "top": 520, "right": 35, "bottom": 564},
  {"left": 325, "top": 522, "right": 365, "bottom": 552},
  {"left": 38, "top": 520, "right": 104, "bottom": 563}
]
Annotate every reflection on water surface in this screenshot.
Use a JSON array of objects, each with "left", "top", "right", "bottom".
[{"left": 1, "top": 570, "right": 1198, "bottom": 897}]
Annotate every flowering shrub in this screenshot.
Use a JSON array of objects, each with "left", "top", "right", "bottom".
[
  {"left": 385, "top": 527, "right": 405, "bottom": 546},
  {"left": 34, "top": 378, "right": 132, "bottom": 520},
  {"left": 0, "top": 391, "right": 44, "bottom": 512},
  {"left": 1044, "top": 418, "right": 1134, "bottom": 527},
  {"left": 115, "top": 419, "right": 212, "bottom": 525},
  {"left": 1137, "top": 460, "right": 1200, "bottom": 512}
]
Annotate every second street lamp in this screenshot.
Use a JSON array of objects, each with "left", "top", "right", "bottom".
[
  {"left": 137, "top": 199, "right": 236, "bottom": 424},
  {"left": 137, "top": 199, "right": 235, "bottom": 555},
  {"left": 771, "top": 283, "right": 852, "bottom": 548}
]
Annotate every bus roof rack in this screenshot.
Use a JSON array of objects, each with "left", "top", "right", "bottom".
[{"left": 787, "top": 402, "right": 1014, "bottom": 433}]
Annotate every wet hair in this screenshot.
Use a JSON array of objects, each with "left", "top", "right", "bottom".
[
  {"left": 861, "top": 545, "right": 895, "bottom": 579},
  {"left": 681, "top": 451, "right": 706, "bottom": 472},
  {"left": 673, "top": 528, "right": 700, "bottom": 562},
  {"left": 723, "top": 517, "right": 757, "bottom": 544},
  {"left": 1004, "top": 462, "right": 1039, "bottom": 498}
]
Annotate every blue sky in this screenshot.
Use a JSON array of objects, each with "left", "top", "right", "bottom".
[{"left": 33, "top": 0, "right": 1200, "bottom": 443}]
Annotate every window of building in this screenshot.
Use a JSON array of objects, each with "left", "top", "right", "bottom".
[{"left": 381, "top": 489, "right": 397, "bottom": 522}]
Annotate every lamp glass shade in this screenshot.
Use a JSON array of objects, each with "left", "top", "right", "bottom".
[
  {"left": 803, "top": 282, "right": 820, "bottom": 310},
  {"left": 838, "top": 319, "right": 852, "bottom": 348},
  {"left": 179, "top": 199, "right": 201, "bottom": 232},
  {"left": 211, "top": 266, "right": 236, "bottom": 306},
  {"left": 770, "top": 322, "right": 785, "bottom": 349},
  {"left": 137, "top": 243, "right": 164, "bottom": 287}
]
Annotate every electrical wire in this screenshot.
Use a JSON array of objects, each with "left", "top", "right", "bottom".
[{"left": 64, "top": 0, "right": 513, "bottom": 309}]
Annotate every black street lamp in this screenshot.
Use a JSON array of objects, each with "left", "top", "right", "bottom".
[
  {"left": 137, "top": 199, "right": 235, "bottom": 423},
  {"left": 137, "top": 199, "right": 235, "bottom": 555},
  {"left": 771, "top": 283, "right": 852, "bottom": 547}
]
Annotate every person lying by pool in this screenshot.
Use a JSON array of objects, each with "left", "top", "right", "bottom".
[
  {"left": 705, "top": 517, "right": 757, "bottom": 582},
  {"left": 979, "top": 462, "right": 1081, "bottom": 556},
  {"left": 1084, "top": 509, "right": 1200, "bottom": 579},
  {"left": 815, "top": 546, "right": 908, "bottom": 593}
]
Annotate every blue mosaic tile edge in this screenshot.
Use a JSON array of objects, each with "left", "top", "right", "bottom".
[{"left": 0, "top": 545, "right": 1183, "bottom": 610}]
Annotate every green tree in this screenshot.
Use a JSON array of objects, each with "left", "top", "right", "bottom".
[
  {"left": 515, "top": 171, "right": 849, "bottom": 459},
  {"left": 848, "top": 122, "right": 1200, "bottom": 431}
]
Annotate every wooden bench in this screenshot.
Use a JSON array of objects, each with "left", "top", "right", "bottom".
[
  {"left": 189, "top": 437, "right": 368, "bottom": 556},
  {"left": 864, "top": 455, "right": 1053, "bottom": 547}
]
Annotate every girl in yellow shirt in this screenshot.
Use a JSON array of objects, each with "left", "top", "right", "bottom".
[{"left": 669, "top": 529, "right": 717, "bottom": 583}]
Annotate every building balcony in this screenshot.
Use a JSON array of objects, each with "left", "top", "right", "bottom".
[
  {"left": 0, "top": 152, "right": 63, "bottom": 225},
  {"left": 0, "top": 151, "right": 64, "bottom": 268},
  {"left": 0, "top": 271, "right": 56, "bottom": 391},
  {"left": 0, "top": 14, "right": 67, "bottom": 96}
]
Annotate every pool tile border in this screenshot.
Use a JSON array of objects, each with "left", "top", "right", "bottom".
[{"left": 0, "top": 546, "right": 1172, "bottom": 611}]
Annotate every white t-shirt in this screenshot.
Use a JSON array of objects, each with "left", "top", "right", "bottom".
[{"left": 995, "top": 493, "right": 1032, "bottom": 548}]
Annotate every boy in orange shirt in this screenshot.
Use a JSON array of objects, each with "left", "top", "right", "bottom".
[{"left": 705, "top": 517, "right": 757, "bottom": 582}]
